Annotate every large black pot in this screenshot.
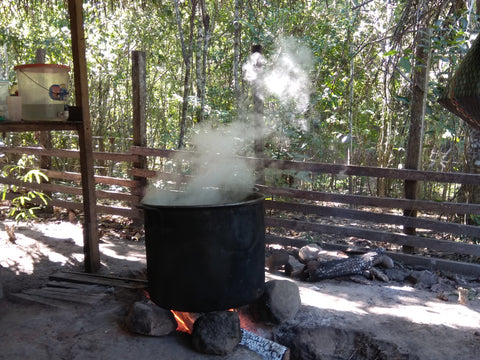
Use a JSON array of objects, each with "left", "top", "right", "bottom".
[{"left": 141, "top": 192, "right": 265, "bottom": 312}]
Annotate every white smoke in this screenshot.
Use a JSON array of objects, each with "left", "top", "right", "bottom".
[
  {"left": 143, "top": 36, "right": 314, "bottom": 206},
  {"left": 142, "top": 122, "right": 255, "bottom": 206},
  {"left": 242, "top": 36, "right": 314, "bottom": 129}
]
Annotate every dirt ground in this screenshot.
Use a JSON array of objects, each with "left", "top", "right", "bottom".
[{"left": 1, "top": 216, "right": 480, "bottom": 360}]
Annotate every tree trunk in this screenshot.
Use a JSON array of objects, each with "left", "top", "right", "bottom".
[
  {"left": 403, "top": 26, "right": 432, "bottom": 252},
  {"left": 175, "top": 0, "right": 197, "bottom": 149},
  {"left": 195, "top": 0, "right": 210, "bottom": 124},
  {"left": 251, "top": 45, "right": 265, "bottom": 185},
  {"left": 233, "top": 0, "right": 242, "bottom": 110}
]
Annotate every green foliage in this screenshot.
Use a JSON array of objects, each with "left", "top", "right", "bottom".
[
  {"left": 1, "top": 164, "right": 50, "bottom": 222},
  {"left": 1, "top": 0, "right": 479, "bottom": 197}
]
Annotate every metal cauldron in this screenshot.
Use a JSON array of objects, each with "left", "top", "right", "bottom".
[{"left": 141, "top": 191, "right": 265, "bottom": 312}]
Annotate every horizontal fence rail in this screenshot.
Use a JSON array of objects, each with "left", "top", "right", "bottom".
[{"left": 1, "top": 145, "right": 480, "bottom": 275}]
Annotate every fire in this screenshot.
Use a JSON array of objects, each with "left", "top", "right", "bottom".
[
  {"left": 171, "top": 311, "right": 199, "bottom": 333},
  {"left": 171, "top": 309, "right": 237, "bottom": 334}
]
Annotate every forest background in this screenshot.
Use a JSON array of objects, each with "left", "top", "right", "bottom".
[{"left": 0, "top": 0, "right": 479, "bottom": 202}]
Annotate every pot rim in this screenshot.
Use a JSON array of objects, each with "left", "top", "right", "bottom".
[{"left": 139, "top": 191, "right": 264, "bottom": 210}]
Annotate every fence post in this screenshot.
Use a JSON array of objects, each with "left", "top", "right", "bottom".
[
  {"left": 403, "top": 27, "right": 432, "bottom": 254},
  {"left": 132, "top": 50, "right": 147, "bottom": 221}
]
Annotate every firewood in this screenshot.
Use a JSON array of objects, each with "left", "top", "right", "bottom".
[
  {"left": 307, "top": 249, "right": 385, "bottom": 281},
  {"left": 240, "top": 328, "right": 290, "bottom": 360}
]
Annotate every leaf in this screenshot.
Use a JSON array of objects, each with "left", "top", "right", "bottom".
[
  {"left": 396, "top": 96, "right": 410, "bottom": 105},
  {"left": 383, "top": 49, "right": 398, "bottom": 57},
  {"left": 399, "top": 56, "right": 411, "bottom": 73}
]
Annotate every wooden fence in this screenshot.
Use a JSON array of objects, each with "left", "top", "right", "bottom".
[{"left": 1, "top": 142, "right": 480, "bottom": 276}]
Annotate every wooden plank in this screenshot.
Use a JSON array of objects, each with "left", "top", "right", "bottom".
[
  {"left": 265, "top": 234, "right": 480, "bottom": 277},
  {"left": 0, "top": 176, "right": 134, "bottom": 202},
  {"left": 258, "top": 158, "right": 480, "bottom": 185},
  {"left": 265, "top": 217, "right": 480, "bottom": 256},
  {"left": 387, "top": 251, "right": 480, "bottom": 276},
  {"left": 6, "top": 143, "right": 480, "bottom": 186},
  {"left": 9, "top": 292, "right": 70, "bottom": 309},
  {"left": 46, "top": 280, "right": 106, "bottom": 290},
  {"left": 49, "top": 271, "right": 147, "bottom": 289},
  {"left": 1, "top": 146, "right": 81, "bottom": 158},
  {"left": 259, "top": 185, "right": 480, "bottom": 216},
  {"left": 42, "top": 169, "right": 139, "bottom": 188},
  {"left": 1, "top": 192, "right": 141, "bottom": 218},
  {"left": 0, "top": 120, "right": 82, "bottom": 132},
  {"left": 128, "top": 145, "right": 480, "bottom": 185},
  {"left": 0, "top": 146, "right": 139, "bottom": 162},
  {"left": 68, "top": 0, "right": 100, "bottom": 273},
  {"left": 130, "top": 167, "right": 157, "bottom": 178},
  {"left": 22, "top": 288, "right": 105, "bottom": 304},
  {"left": 129, "top": 145, "right": 195, "bottom": 160},
  {"left": 93, "top": 151, "right": 139, "bottom": 162},
  {"left": 130, "top": 168, "right": 194, "bottom": 183},
  {"left": 0, "top": 175, "right": 84, "bottom": 195},
  {"left": 266, "top": 200, "right": 480, "bottom": 238}
]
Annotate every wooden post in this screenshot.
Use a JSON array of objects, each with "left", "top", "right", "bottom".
[
  {"left": 36, "top": 49, "right": 53, "bottom": 213},
  {"left": 132, "top": 50, "right": 147, "bottom": 220},
  {"left": 403, "top": 27, "right": 431, "bottom": 254},
  {"left": 252, "top": 45, "right": 265, "bottom": 185},
  {"left": 68, "top": 0, "right": 100, "bottom": 273},
  {"left": 35, "top": 48, "right": 51, "bottom": 169}
]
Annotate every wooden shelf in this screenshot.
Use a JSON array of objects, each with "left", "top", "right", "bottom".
[
  {"left": 0, "top": 120, "right": 82, "bottom": 132},
  {"left": 0, "top": 114, "right": 100, "bottom": 273}
]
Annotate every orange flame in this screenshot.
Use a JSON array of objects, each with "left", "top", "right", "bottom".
[
  {"left": 171, "top": 309, "right": 238, "bottom": 333},
  {"left": 142, "top": 289, "right": 150, "bottom": 299},
  {"left": 171, "top": 311, "right": 199, "bottom": 333}
]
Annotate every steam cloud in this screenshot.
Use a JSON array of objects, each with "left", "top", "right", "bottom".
[{"left": 143, "top": 36, "right": 314, "bottom": 206}]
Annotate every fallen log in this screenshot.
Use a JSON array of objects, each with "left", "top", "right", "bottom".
[{"left": 307, "top": 249, "right": 386, "bottom": 281}]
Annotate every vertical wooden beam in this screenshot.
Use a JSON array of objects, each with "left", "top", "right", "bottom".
[
  {"left": 36, "top": 48, "right": 51, "bottom": 166},
  {"left": 252, "top": 45, "right": 265, "bottom": 185},
  {"left": 36, "top": 49, "right": 53, "bottom": 213},
  {"left": 68, "top": 0, "right": 100, "bottom": 273},
  {"left": 132, "top": 50, "right": 147, "bottom": 219},
  {"left": 403, "top": 27, "right": 431, "bottom": 254}
]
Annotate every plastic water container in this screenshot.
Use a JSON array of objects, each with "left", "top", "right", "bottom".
[
  {"left": 14, "top": 64, "right": 70, "bottom": 120},
  {"left": 0, "top": 80, "right": 9, "bottom": 121}
]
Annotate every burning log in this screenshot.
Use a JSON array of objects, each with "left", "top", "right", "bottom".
[
  {"left": 240, "top": 328, "right": 290, "bottom": 360},
  {"left": 307, "top": 249, "right": 388, "bottom": 281}
]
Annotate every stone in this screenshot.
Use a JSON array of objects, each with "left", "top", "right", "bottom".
[
  {"left": 406, "top": 270, "right": 438, "bottom": 288},
  {"left": 253, "top": 279, "right": 301, "bottom": 324},
  {"left": 266, "top": 249, "right": 290, "bottom": 273},
  {"left": 378, "top": 255, "right": 395, "bottom": 269},
  {"left": 192, "top": 311, "right": 241, "bottom": 355},
  {"left": 369, "top": 267, "right": 389, "bottom": 282},
  {"left": 274, "top": 323, "right": 416, "bottom": 360},
  {"left": 125, "top": 301, "right": 177, "bottom": 336},
  {"left": 383, "top": 268, "right": 411, "bottom": 282},
  {"left": 285, "top": 255, "right": 305, "bottom": 278},
  {"left": 298, "top": 244, "right": 323, "bottom": 263}
]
